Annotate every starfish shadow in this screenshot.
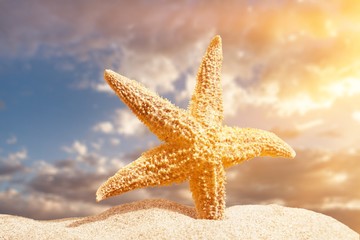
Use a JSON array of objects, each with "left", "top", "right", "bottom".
[{"left": 67, "top": 199, "right": 196, "bottom": 228}]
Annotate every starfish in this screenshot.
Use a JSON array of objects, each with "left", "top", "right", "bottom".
[{"left": 96, "top": 35, "right": 296, "bottom": 220}]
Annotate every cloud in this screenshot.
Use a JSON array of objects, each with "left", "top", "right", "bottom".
[
  {"left": 175, "top": 73, "right": 196, "bottom": 105},
  {"left": 296, "top": 119, "right": 324, "bottom": 131},
  {"left": 93, "top": 121, "right": 114, "bottom": 134},
  {"left": 0, "top": 135, "right": 192, "bottom": 219},
  {"left": 90, "top": 139, "right": 104, "bottom": 151},
  {"left": 0, "top": 145, "right": 191, "bottom": 219},
  {"left": 23, "top": 145, "right": 126, "bottom": 205},
  {"left": 7, "top": 148, "right": 27, "bottom": 162},
  {"left": 223, "top": 148, "right": 360, "bottom": 232},
  {"left": 0, "top": 160, "right": 25, "bottom": 176},
  {"left": 114, "top": 109, "right": 146, "bottom": 136},
  {"left": 92, "top": 82, "right": 113, "bottom": 93},
  {"left": 93, "top": 109, "right": 147, "bottom": 137},
  {"left": 0, "top": 149, "right": 27, "bottom": 176},
  {"left": 270, "top": 119, "right": 326, "bottom": 139},
  {"left": 119, "top": 51, "right": 179, "bottom": 94},
  {"left": 0, "top": 188, "right": 107, "bottom": 220},
  {"left": 6, "top": 135, "right": 17, "bottom": 145},
  {"left": 2, "top": 0, "right": 360, "bottom": 118},
  {"left": 70, "top": 77, "right": 113, "bottom": 94},
  {"left": 28, "top": 160, "right": 106, "bottom": 203},
  {"left": 327, "top": 77, "right": 360, "bottom": 97},
  {"left": 62, "top": 141, "right": 88, "bottom": 156},
  {"left": 227, "top": 148, "right": 360, "bottom": 206},
  {"left": 0, "top": 100, "right": 5, "bottom": 110},
  {"left": 109, "top": 138, "right": 120, "bottom": 146}
]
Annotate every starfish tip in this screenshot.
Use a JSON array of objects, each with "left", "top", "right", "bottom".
[
  {"left": 212, "top": 35, "right": 222, "bottom": 42},
  {"left": 290, "top": 148, "right": 296, "bottom": 158},
  {"left": 104, "top": 69, "right": 114, "bottom": 79},
  {"left": 96, "top": 191, "right": 104, "bottom": 202},
  {"left": 209, "top": 35, "right": 222, "bottom": 49},
  {"left": 104, "top": 69, "right": 121, "bottom": 90}
]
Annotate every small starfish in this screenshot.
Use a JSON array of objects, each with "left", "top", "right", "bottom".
[{"left": 96, "top": 35, "right": 296, "bottom": 220}]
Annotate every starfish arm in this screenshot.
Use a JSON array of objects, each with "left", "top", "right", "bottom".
[
  {"left": 104, "top": 69, "right": 200, "bottom": 144},
  {"left": 96, "top": 144, "right": 190, "bottom": 202},
  {"left": 189, "top": 162, "right": 226, "bottom": 220},
  {"left": 220, "top": 126, "right": 296, "bottom": 168},
  {"left": 189, "top": 35, "right": 224, "bottom": 127}
]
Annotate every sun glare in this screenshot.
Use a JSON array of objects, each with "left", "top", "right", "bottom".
[
  {"left": 277, "top": 93, "right": 332, "bottom": 116},
  {"left": 327, "top": 77, "right": 360, "bottom": 97},
  {"left": 352, "top": 111, "right": 360, "bottom": 122}
]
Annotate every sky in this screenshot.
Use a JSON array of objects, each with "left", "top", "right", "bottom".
[{"left": 0, "top": 0, "right": 360, "bottom": 233}]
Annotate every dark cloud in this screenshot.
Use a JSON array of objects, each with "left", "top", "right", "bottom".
[
  {"left": 0, "top": 189, "right": 106, "bottom": 220},
  {"left": 28, "top": 169, "right": 105, "bottom": 203},
  {"left": 224, "top": 148, "right": 360, "bottom": 233},
  {"left": 0, "top": 152, "right": 26, "bottom": 176},
  {"left": 228, "top": 149, "right": 360, "bottom": 203},
  {"left": 54, "top": 159, "right": 76, "bottom": 168},
  {"left": 0, "top": 0, "right": 204, "bottom": 58},
  {"left": 27, "top": 156, "right": 112, "bottom": 203},
  {"left": 0, "top": 149, "right": 191, "bottom": 219},
  {"left": 0, "top": 161, "right": 25, "bottom": 175},
  {"left": 25, "top": 151, "right": 187, "bottom": 207}
]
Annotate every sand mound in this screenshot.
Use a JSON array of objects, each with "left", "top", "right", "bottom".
[{"left": 0, "top": 199, "right": 358, "bottom": 239}]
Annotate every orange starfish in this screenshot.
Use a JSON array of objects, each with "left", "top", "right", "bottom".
[{"left": 96, "top": 36, "right": 296, "bottom": 220}]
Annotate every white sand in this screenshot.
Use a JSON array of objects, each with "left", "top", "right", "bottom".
[{"left": 0, "top": 199, "right": 358, "bottom": 240}]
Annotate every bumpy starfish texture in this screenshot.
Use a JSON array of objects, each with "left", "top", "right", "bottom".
[{"left": 96, "top": 35, "right": 296, "bottom": 220}]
